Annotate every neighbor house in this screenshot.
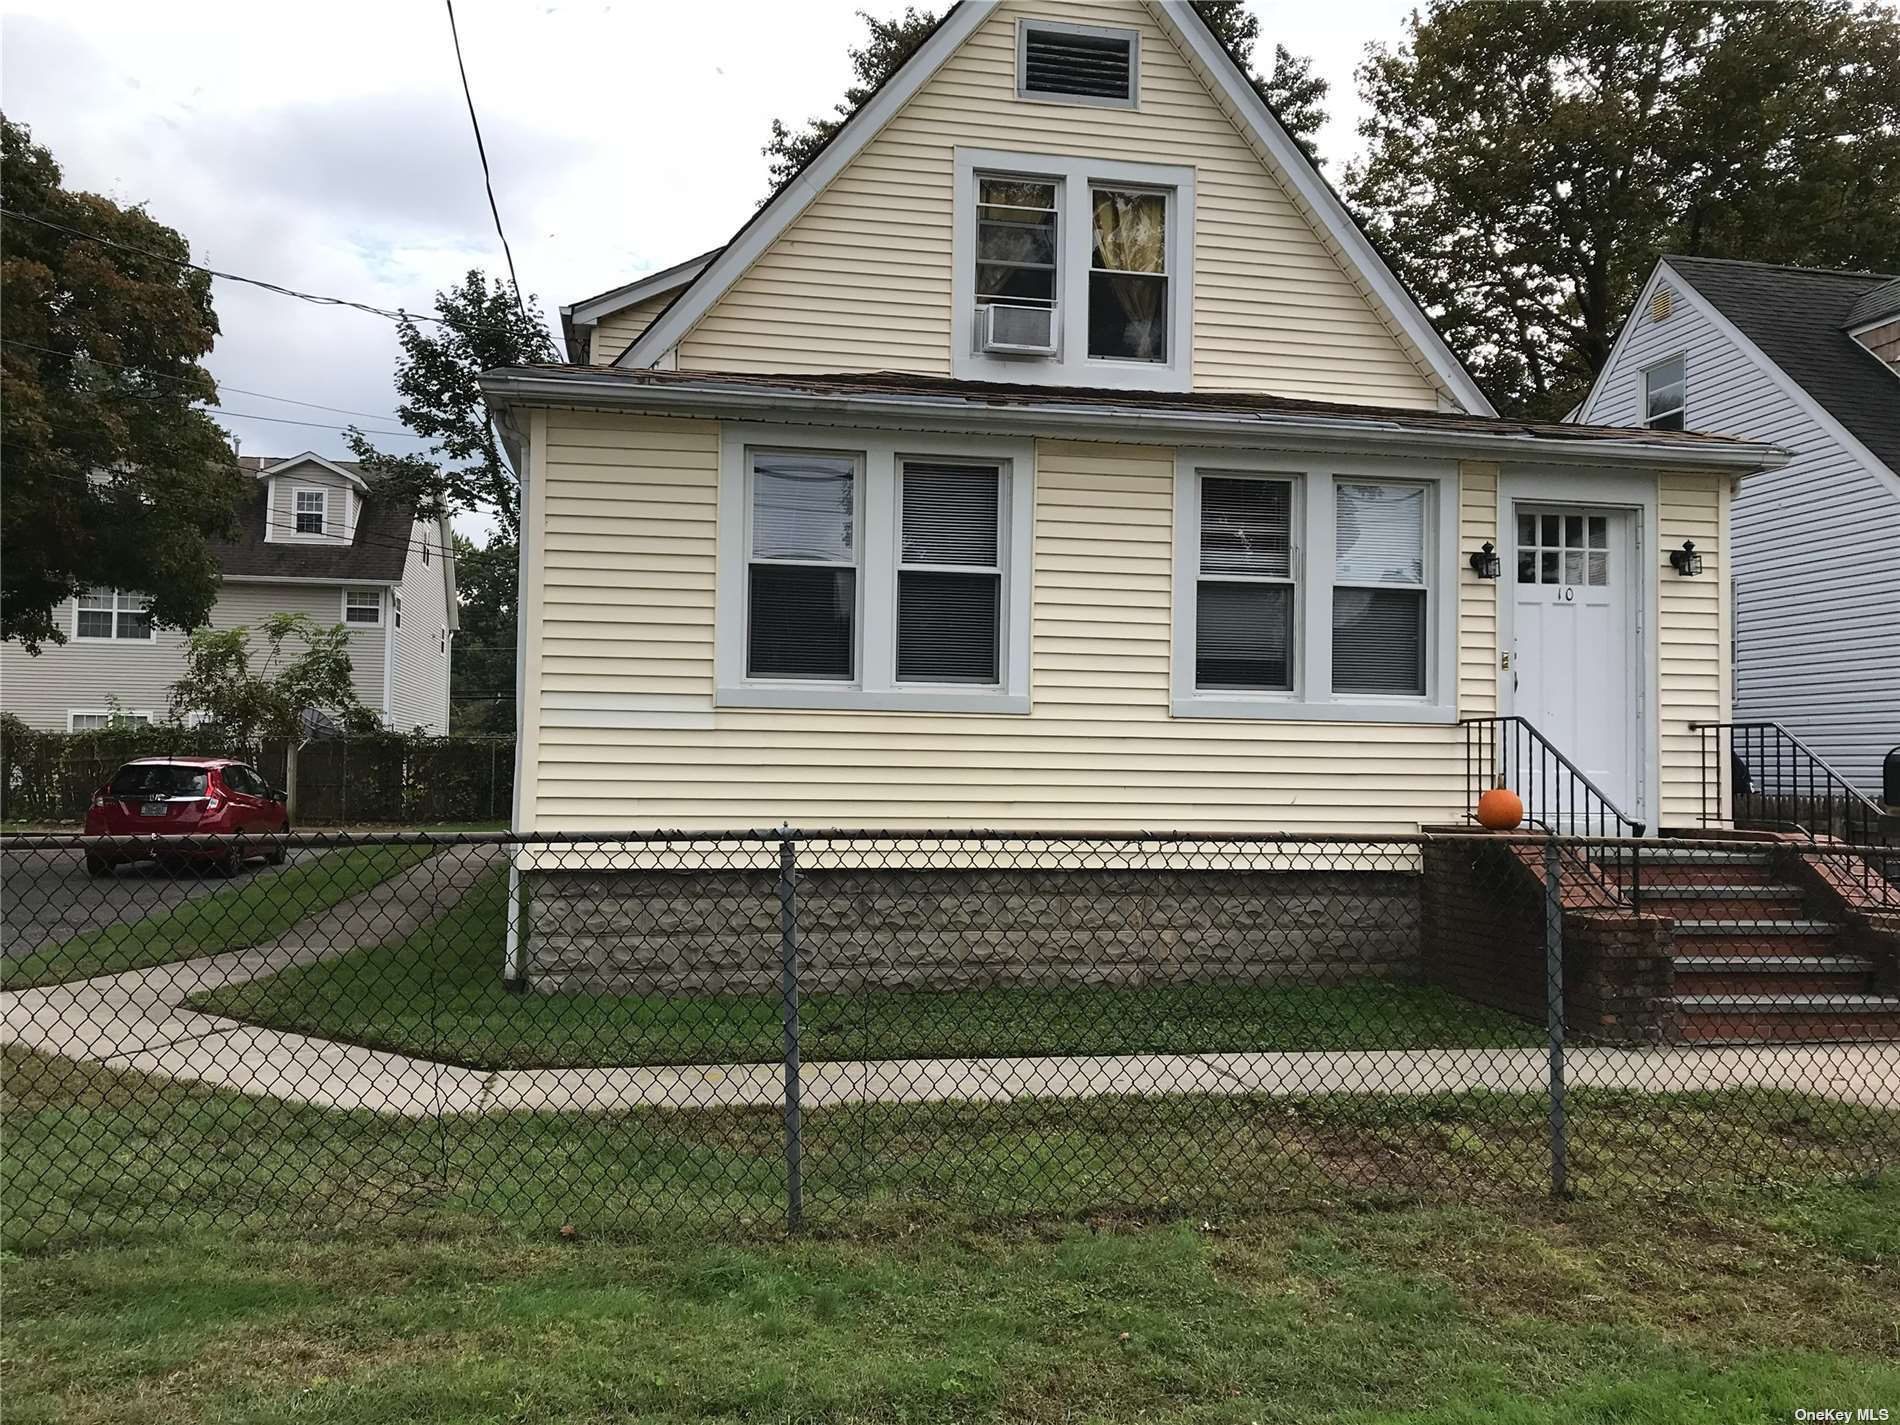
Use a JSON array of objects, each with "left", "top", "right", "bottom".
[
  {"left": 0, "top": 453, "right": 458, "bottom": 734},
  {"left": 1574, "top": 256, "right": 1900, "bottom": 797},
  {"left": 487, "top": 0, "right": 1783, "bottom": 849}
]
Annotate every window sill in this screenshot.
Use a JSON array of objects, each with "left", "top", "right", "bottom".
[
  {"left": 1170, "top": 694, "right": 1456, "bottom": 725},
  {"left": 718, "top": 684, "right": 1029, "bottom": 716}
]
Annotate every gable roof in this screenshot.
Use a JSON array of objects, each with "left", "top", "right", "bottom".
[
  {"left": 1662, "top": 255, "right": 1900, "bottom": 477},
  {"left": 253, "top": 450, "right": 369, "bottom": 489},
  {"left": 559, "top": 247, "right": 723, "bottom": 362},
  {"left": 221, "top": 456, "right": 410, "bottom": 582},
  {"left": 1845, "top": 275, "right": 1900, "bottom": 331},
  {"left": 606, "top": 0, "right": 1494, "bottom": 415}
]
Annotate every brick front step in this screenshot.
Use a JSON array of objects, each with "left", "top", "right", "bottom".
[
  {"left": 1644, "top": 894, "right": 1809, "bottom": 919},
  {"left": 1673, "top": 993, "right": 1900, "bottom": 1042},
  {"left": 1673, "top": 955, "right": 1876, "bottom": 996},
  {"left": 1618, "top": 861, "right": 1784, "bottom": 888}
]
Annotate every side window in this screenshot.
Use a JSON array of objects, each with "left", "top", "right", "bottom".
[
  {"left": 1643, "top": 356, "right": 1685, "bottom": 430},
  {"left": 897, "top": 461, "right": 1005, "bottom": 684},
  {"left": 746, "top": 451, "right": 859, "bottom": 680},
  {"left": 1332, "top": 482, "right": 1428, "bottom": 697},
  {"left": 1194, "top": 475, "right": 1296, "bottom": 692},
  {"left": 1088, "top": 187, "right": 1168, "bottom": 362}
]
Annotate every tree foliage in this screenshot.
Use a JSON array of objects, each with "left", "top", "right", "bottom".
[
  {"left": 762, "top": 5, "right": 1328, "bottom": 193},
  {"left": 0, "top": 115, "right": 244, "bottom": 651},
  {"left": 448, "top": 533, "right": 517, "bottom": 735},
  {"left": 343, "top": 269, "right": 554, "bottom": 543},
  {"left": 169, "top": 613, "right": 379, "bottom": 749},
  {"left": 1347, "top": 0, "right": 1900, "bottom": 418}
]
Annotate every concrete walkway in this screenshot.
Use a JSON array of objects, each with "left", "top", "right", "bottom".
[{"left": 6, "top": 846, "right": 1899, "bottom": 1118}]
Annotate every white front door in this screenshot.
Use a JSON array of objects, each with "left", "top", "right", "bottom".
[{"left": 1508, "top": 505, "right": 1639, "bottom": 827}]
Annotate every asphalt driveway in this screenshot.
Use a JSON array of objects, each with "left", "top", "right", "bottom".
[{"left": 0, "top": 846, "right": 324, "bottom": 960}]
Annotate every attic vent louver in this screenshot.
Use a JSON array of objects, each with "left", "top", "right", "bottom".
[
  {"left": 1650, "top": 287, "right": 1674, "bottom": 322},
  {"left": 1021, "top": 21, "right": 1136, "bottom": 105}
]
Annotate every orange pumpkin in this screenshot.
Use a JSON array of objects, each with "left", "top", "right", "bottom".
[{"left": 1476, "top": 786, "right": 1524, "bottom": 831}]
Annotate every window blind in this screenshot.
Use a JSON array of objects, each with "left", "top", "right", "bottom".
[
  {"left": 897, "top": 462, "right": 1001, "bottom": 683},
  {"left": 1199, "top": 477, "right": 1291, "bottom": 577},
  {"left": 1194, "top": 475, "right": 1295, "bottom": 691},
  {"left": 1332, "top": 482, "right": 1426, "bottom": 696},
  {"left": 747, "top": 453, "right": 857, "bottom": 679}
]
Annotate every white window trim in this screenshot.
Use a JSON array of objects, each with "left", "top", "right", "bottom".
[
  {"left": 289, "top": 485, "right": 331, "bottom": 539},
  {"left": 393, "top": 589, "right": 403, "bottom": 629},
  {"left": 953, "top": 147, "right": 1195, "bottom": 391},
  {"left": 71, "top": 589, "right": 157, "bottom": 643},
  {"left": 1016, "top": 16, "right": 1140, "bottom": 110},
  {"left": 67, "top": 708, "right": 156, "bottom": 730},
  {"left": 1171, "top": 451, "right": 1459, "bottom": 723},
  {"left": 1641, "top": 354, "right": 1686, "bottom": 430},
  {"left": 716, "top": 423, "right": 1034, "bottom": 714},
  {"left": 342, "top": 588, "right": 383, "bottom": 626}
]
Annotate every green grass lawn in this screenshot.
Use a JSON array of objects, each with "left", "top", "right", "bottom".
[
  {"left": 186, "top": 870, "right": 1544, "bottom": 1068},
  {"left": 4, "top": 1041, "right": 1896, "bottom": 1425},
  {"left": 1, "top": 845, "right": 436, "bottom": 990}
]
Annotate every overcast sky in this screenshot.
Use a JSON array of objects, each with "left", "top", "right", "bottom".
[{"left": 2, "top": 0, "right": 1413, "bottom": 541}]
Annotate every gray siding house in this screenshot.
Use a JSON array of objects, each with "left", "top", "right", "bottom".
[
  {"left": 1576, "top": 257, "right": 1900, "bottom": 795},
  {"left": 0, "top": 453, "right": 458, "bottom": 734}
]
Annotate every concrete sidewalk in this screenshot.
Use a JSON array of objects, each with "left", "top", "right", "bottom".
[{"left": 5, "top": 840, "right": 1898, "bottom": 1117}]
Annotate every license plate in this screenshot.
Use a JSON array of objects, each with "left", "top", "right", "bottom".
[{"left": 140, "top": 801, "right": 167, "bottom": 818}]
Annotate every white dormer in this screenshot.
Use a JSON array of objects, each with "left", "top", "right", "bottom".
[{"left": 257, "top": 452, "right": 369, "bottom": 544}]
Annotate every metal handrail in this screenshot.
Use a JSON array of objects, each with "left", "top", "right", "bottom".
[
  {"left": 1461, "top": 715, "right": 1646, "bottom": 909},
  {"left": 1693, "top": 720, "right": 1896, "bottom": 905}
]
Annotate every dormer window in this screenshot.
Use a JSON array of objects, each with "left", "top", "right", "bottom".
[
  {"left": 1018, "top": 19, "right": 1138, "bottom": 108},
  {"left": 954, "top": 149, "right": 1194, "bottom": 391},
  {"left": 293, "top": 487, "right": 328, "bottom": 536}
]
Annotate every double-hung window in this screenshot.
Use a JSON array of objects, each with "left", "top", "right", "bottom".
[
  {"left": 955, "top": 149, "right": 1193, "bottom": 389},
  {"left": 1194, "top": 475, "right": 1295, "bottom": 691},
  {"left": 897, "top": 462, "right": 1004, "bottom": 684},
  {"left": 293, "top": 488, "right": 327, "bottom": 535},
  {"left": 745, "top": 451, "right": 860, "bottom": 680},
  {"left": 720, "top": 429, "right": 1031, "bottom": 713},
  {"left": 1643, "top": 356, "right": 1685, "bottom": 430},
  {"left": 1088, "top": 187, "right": 1168, "bottom": 362},
  {"left": 75, "top": 588, "right": 153, "bottom": 641},
  {"left": 1174, "top": 457, "right": 1455, "bottom": 722},
  {"left": 344, "top": 590, "right": 382, "bottom": 625},
  {"left": 1331, "top": 482, "right": 1428, "bottom": 697}
]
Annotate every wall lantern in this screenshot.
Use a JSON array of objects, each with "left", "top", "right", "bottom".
[
  {"left": 1468, "top": 541, "right": 1503, "bottom": 579},
  {"left": 1669, "top": 539, "right": 1704, "bottom": 576}
]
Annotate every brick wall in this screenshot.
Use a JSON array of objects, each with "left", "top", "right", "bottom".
[{"left": 522, "top": 868, "right": 1422, "bottom": 996}]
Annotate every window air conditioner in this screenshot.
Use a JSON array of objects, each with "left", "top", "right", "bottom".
[{"left": 979, "top": 303, "right": 1057, "bottom": 356}]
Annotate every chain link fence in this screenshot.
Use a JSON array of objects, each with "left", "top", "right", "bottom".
[{"left": 3, "top": 827, "right": 1895, "bottom": 1246}]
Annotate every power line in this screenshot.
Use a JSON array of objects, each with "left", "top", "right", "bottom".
[
  {"left": 443, "top": 0, "right": 542, "bottom": 349},
  {"left": 0, "top": 206, "right": 549, "bottom": 344},
  {"left": 208, "top": 408, "right": 426, "bottom": 440},
  {"left": 0, "top": 337, "right": 406, "bottom": 423}
]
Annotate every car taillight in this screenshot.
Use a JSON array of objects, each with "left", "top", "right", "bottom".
[{"left": 91, "top": 791, "right": 106, "bottom": 809}]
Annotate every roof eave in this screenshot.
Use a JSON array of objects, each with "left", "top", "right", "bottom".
[{"left": 480, "top": 369, "right": 1786, "bottom": 474}]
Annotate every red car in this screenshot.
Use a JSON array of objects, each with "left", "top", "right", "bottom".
[{"left": 84, "top": 757, "right": 290, "bottom": 878}]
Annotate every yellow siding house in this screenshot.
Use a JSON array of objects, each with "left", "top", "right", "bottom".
[{"left": 492, "top": 0, "right": 1783, "bottom": 841}]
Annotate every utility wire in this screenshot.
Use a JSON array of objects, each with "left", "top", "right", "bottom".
[
  {"left": 0, "top": 337, "right": 407, "bottom": 423},
  {"left": 0, "top": 207, "right": 552, "bottom": 344},
  {"left": 443, "top": 0, "right": 543, "bottom": 349}
]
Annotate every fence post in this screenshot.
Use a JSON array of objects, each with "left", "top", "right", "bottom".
[
  {"left": 777, "top": 828, "right": 804, "bottom": 1231},
  {"left": 1543, "top": 834, "right": 1569, "bottom": 1199}
]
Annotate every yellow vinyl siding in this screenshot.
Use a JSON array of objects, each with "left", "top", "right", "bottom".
[
  {"left": 1457, "top": 462, "right": 1500, "bottom": 717},
  {"left": 673, "top": 0, "right": 1441, "bottom": 407},
  {"left": 589, "top": 291, "right": 680, "bottom": 365},
  {"left": 527, "top": 411, "right": 1490, "bottom": 834},
  {"left": 1657, "top": 471, "right": 1730, "bottom": 827}
]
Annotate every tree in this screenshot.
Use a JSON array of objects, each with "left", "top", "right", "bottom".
[
  {"left": 344, "top": 270, "right": 550, "bottom": 743},
  {"left": 762, "top": 5, "right": 1328, "bottom": 193},
  {"left": 448, "top": 533, "right": 517, "bottom": 735},
  {"left": 1347, "top": 1, "right": 1900, "bottom": 418},
  {"left": 1191, "top": 3, "right": 1331, "bottom": 159},
  {"left": 1, "top": 116, "right": 244, "bottom": 652},
  {"left": 343, "top": 269, "right": 555, "bottom": 543},
  {"left": 169, "top": 613, "right": 380, "bottom": 820}
]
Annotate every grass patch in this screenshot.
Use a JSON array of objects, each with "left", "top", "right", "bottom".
[
  {"left": 1, "top": 1147, "right": 1894, "bottom": 1424},
  {"left": 1, "top": 845, "right": 436, "bottom": 990},
  {"left": 188, "top": 870, "right": 1543, "bottom": 1069}
]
